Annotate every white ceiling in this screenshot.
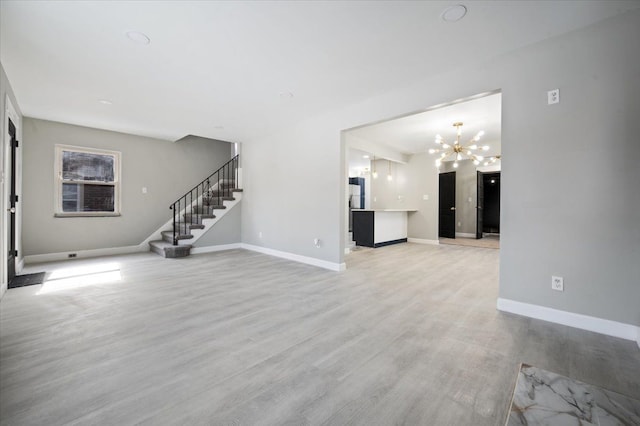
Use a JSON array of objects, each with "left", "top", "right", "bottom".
[
  {"left": 347, "top": 92, "right": 502, "bottom": 157},
  {"left": 1, "top": 1, "right": 638, "bottom": 143}
]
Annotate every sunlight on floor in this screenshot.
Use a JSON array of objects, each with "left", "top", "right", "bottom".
[{"left": 37, "top": 262, "right": 122, "bottom": 295}]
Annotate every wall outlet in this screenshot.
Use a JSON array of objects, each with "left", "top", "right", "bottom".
[
  {"left": 142, "top": 187, "right": 148, "bottom": 194},
  {"left": 457, "top": 221, "right": 462, "bottom": 227},
  {"left": 68, "top": 253, "right": 77, "bottom": 258},
  {"left": 314, "top": 238, "right": 321, "bottom": 248},
  {"left": 423, "top": 194, "right": 429, "bottom": 201},
  {"left": 552, "top": 276, "right": 564, "bottom": 291},
  {"left": 258, "top": 232, "right": 263, "bottom": 239},
  {"left": 548, "top": 89, "right": 560, "bottom": 105}
]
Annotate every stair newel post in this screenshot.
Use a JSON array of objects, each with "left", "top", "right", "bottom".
[
  {"left": 206, "top": 178, "right": 210, "bottom": 213},
  {"left": 173, "top": 201, "right": 177, "bottom": 245},
  {"left": 220, "top": 168, "right": 223, "bottom": 203}
]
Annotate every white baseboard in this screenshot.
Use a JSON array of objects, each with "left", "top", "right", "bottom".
[
  {"left": 455, "top": 232, "right": 476, "bottom": 238},
  {"left": 241, "top": 243, "right": 345, "bottom": 272},
  {"left": 24, "top": 245, "right": 147, "bottom": 264},
  {"left": 407, "top": 238, "right": 440, "bottom": 245},
  {"left": 190, "top": 243, "right": 242, "bottom": 255},
  {"left": 497, "top": 298, "right": 639, "bottom": 343}
]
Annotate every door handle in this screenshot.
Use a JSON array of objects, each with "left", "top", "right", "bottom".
[
  {"left": 7, "top": 207, "right": 15, "bottom": 213},
  {"left": 450, "top": 207, "right": 456, "bottom": 211}
]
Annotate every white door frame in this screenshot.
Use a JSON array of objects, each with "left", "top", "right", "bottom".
[{"left": 2, "top": 95, "right": 20, "bottom": 294}]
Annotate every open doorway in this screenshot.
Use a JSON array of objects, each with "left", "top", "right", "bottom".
[{"left": 341, "top": 90, "right": 502, "bottom": 256}]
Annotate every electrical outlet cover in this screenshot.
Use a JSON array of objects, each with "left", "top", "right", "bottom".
[{"left": 552, "top": 276, "right": 564, "bottom": 291}]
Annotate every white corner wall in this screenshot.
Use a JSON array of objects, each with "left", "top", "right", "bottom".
[{"left": 241, "top": 11, "right": 640, "bottom": 330}]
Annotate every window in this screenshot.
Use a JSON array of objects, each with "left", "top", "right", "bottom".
[{"left": 55, "top": 145, "right": 121, "bottom": 217}]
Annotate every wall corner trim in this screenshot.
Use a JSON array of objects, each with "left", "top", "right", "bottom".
[
  {"left": 407, "top": 238, "right": 440, "bottom": 245},
  {"left": 241, "top": 243, "right": 345, "bottom": 272},
  {"left": 497, "top": 298, "right": 638, "bottom": 342}
]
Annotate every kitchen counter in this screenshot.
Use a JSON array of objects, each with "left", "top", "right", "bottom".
[{"left": 351, "top": 209, "right": 416, "bottom": 248}]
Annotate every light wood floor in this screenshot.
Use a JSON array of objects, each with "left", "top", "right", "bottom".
[
  {"left": 439, "top": 235, "right": 500, "bottom": 249},
  {"left": 1, "top": 244, "right": 638, "bottom": 425}
]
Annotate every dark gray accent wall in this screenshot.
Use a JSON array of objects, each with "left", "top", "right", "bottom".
[{"left": 22, "top": 118, "right": 233, "bottom": 255}]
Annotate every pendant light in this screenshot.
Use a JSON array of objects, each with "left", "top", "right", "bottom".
[{"left": 372, "top": 155, "right": 378, "bottom": 179}]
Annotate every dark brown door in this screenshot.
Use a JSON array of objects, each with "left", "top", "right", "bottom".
[
  {"left": 476, "top": 171, "right": 484, "bottom": 239},
  {"left": 7, "top": 118, "right": 17, "bottom": 284},
  {"left": 439, "top": 172, "right": 456, "bottom": 238}
]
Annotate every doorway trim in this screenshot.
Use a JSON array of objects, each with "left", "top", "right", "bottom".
[{"left": 2, "top": 95, "right": 20, "bottom": 295}]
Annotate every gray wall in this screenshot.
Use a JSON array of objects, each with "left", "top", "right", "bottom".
[
  {"left": 370, "top": 155, "right": 439, "bottom": 241},
  {"left": 193, "top": 204, "right": 241, "bottom": 247},
  {"left": 1, "top": 63, "right": 23, "bottom": 298},
  {"left": 441, "top": 160, "right": 480, "bottom": 236},
  {"left": 242, "top": 11, "right": 640, "bottom": 326},
  {"left": 22, "top": 118, "right": 234, "bottom": 255}
]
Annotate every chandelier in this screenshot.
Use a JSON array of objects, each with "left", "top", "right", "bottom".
[{"left": 429, "top": 122, "right": 500, "bottom": 168}]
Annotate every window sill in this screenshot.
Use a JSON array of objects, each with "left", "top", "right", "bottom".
[{"left": 54, "top": 212, "right": 121, "bottom": 218}]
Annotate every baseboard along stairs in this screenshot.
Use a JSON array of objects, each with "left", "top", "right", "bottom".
[{"left": 149, "top": 155, "right": 242, "bottom": 258}]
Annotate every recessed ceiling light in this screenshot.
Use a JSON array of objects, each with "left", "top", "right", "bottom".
[
  {"left": 279, "top": 91, "right": 294, "bottom": 99},
  {"left": 441, "top": 5, "right": 467, "bottom": 22},
  {"left": 363, "top": 155, "right": 370, "bottom": 159},
  {"left": 125, "top": 31, "right": 151, "bottom": 45},
  {"left": 98, "top": 99, "right": 113, "bottom": 105}
]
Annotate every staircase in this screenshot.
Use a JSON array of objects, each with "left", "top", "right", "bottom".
[{"left": 149, "top": 155, "right": 242, "bottom": 258}]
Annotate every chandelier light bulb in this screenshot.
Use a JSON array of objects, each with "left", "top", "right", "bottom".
[
  {"left": 428, "top": 122, "right": 498, "bottom": 168},
  {"left": 372, "top": 171, "right": 378, "bottom": 179}
]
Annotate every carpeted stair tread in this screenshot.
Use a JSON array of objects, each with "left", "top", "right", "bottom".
[
  {"left": 195, "top": 203, "right": 226, "bottom": 210},
  {"left": 161, "top": 231, "right": 193, "bottom": 240},
  {"left": 149, "top": 240, "right": 192, "bottom": 258},
  {"left": 173, "top": 222, "right": 205, "bottom": 230}
]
